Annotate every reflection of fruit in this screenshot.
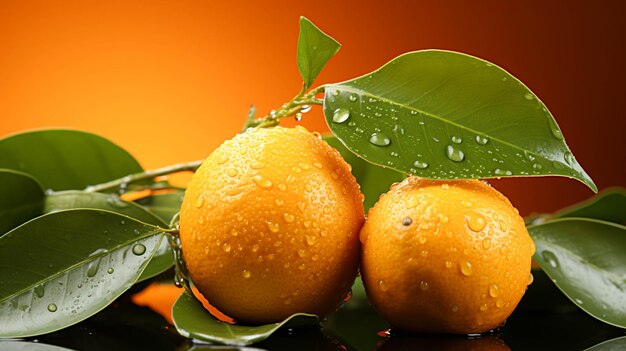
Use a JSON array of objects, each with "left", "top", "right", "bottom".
[
  {"left": 179, "top": 126, "right": 364, "bottom": 324},
  {"left": 361, "top": 177, "right": 535, "bottom": 334},
  {"left": 378, "top": 334, "right": 510, "bottom": 351}
]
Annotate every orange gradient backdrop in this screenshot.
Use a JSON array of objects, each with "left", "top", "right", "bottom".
[{"left": 1, "top": 0, "right": 624, "bottom": 215}]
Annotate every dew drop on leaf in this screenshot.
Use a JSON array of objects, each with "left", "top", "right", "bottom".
[
  {"left": 332, "top": 108, "right": 351, "bottom": 124},
  {"left": 47, "top": 303, "right": 57, "bottom": 312},
  {"left": 369, "top": 133, "right": 391, "bottom": 147},
  {"left": 541, "top": 250, "right": 559, "bottom": 268},
  {"left": 446, "top": 145, "right": 465, "bottom": 162},
  {"left": 132, "top": 244, "right": 146, "bottom": 256},
  {"left": 475, "top": 135, "right": 489, "bottom": 145},
  {"left": 451, "top": 136, "right": 463, "bottom": 144},
  {"left": 413, "top": 160, "right": 429, "bottom": 169}
]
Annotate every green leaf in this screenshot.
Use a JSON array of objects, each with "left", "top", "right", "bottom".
[
  {"left": 555, "top": 187, "right": 626, "bottom": 224},
  {"left": 0, "top": 169, "right": 45, "bottom": 235},
  {"left": 528, "top": 218, "right": 626, "bottom": 328},
  {"left": 0, "top": 129, "right": 143, "bottom": 191},
  {"left": 172, "top": 291, "right": 318, "bottom": 346},
  {"left": 297, "top": 16, "right": 341, "bottom": 89},
  {"left": 135, "top": 191, "right": 184, "bottom": 225},
  {"left": 0, "top": 209, "right": 165, "bottom": 338},
  {"left": 585, "top": 336, "right": 626, "bottom": 351},
  {"left": 324, "top": 136, "right": 403, "bottom": 211},
  {"left": 0, "top": 341, "right": 75, "bottom": 351},
  {"left": 44, "top": 191, "right": 174, "bottom": 281},
  {"left": 323, "top": 50, "right": 596, "bottom": 192}
]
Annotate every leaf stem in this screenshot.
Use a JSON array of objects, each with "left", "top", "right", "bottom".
[
  {"left": 84, "top": 160, "right": 203, "bottom": 193},
  {"left": 243, "top": 84, "right": 324, "bottom": 130}
]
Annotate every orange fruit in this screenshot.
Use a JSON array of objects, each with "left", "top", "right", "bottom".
[
  {"left": 179, "top": 126, "right": 364, "bottom": 324},
  {"left": 360, "top": 177, "right": 535, "bottom": 334}
]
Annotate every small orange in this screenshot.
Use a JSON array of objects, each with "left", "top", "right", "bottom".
[
  {"left": 360, "top": 177, "right": 535, "bottom": 334},
  {"left": 179, "top": 126, "right": 364, "bottom": 324}
]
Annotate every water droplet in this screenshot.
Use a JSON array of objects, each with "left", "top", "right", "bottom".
[
  {"left": 300, "top": 105, "right": 312, "bottom": 113},
  {"left": 275, "top": 199, "right": 284, "bottom": 206},
  {"left": 549, "top": 121, "right": 564, "bottom": 140},
  {"left": 284, "top": 297, "right": 293, "bottom": 305},
  {"left": 496, "top": 300, "right": 505, "bottom": 308},
  {"left": 298, "top": 263, "right": 306, "bottom": 270},
  {"left": 495, "top": 168, "right": 513, "bottom": 176},
  {"left": 475, "top": 135, "right": 489, "bottom": 145},
  {"left": 283, "top": 213, "right": 295, "bottom": 223},
  {"left": 445, "top": 261, "right": 453, "bottom": 269},
  {"left": 533, "top": 163, "right": 543, "bottom": 170},
  {"left": 413, "top": 160, "right": 428, "bottom": 169},
  {"left": 251, "top": 161, "right": 265, "bottom": 169},
  {"left": 420, "top": 281, "right": 429, "bottom": 291},
  {"left": 278, "top": 183, "right": 287, "bottom": 191},
  {"left": 34, "top": 284, "right": 45, "bottom": 298},
  {"left": 306, "top": 235, "right": 317, "bottom": 246},
  {"left": 253, "top": 175, "right": 273, "bottom": 188},
  {"left": 107, "top": 268, "right": 114, "bottom": 274},
  {"left": 480, "top": 304, "right": 488, "bottom": 311},
  {"left": 498, "top": 220, "right": 508, "bottom": 231},
  {"left": 575, "top": 298, "right": 584, "bottom": 305},
  {"left": 332, "top": 90, "right": 340, "bottom": 96},
  {"left": 524, "top": 93, "right": 534, "bottom": 100},
  {"left": 297, "top": 249, "right": 306, "bottom": 258},
  {"left": 251, "top": 244, "right": 259, "bottom": 252},
  {"left": 501, "top": 77, "right": 508, "bottom": 82},
  {"left": 195, "top": 196, "right": 204, "bottom": 208},
  {"left": 47, "top": 303, "right": 57, "bottom": 312},
  {"left": 132, "top": 244, "right": 146, "bottom": 256},
  {"left": 369, "top": 133, "right": 391, "bottom": 147},
  {"left": 451, "top": 136, "right": 463, "bottom": 144},
  {"left": 348, "top": 95, "right": 357, "bottom": 102},
  {"left": 482, "top": 238, "right": 492, "bottom": 250},
  {"left": 332, "top": 108, "right": 350, "bottom": 124},
  {"left": 87, "top": 259, "right": 101, "bottom": 277},
  {"left": 402, "top": 217, "right": 412, "bottom": 226},
  {"left": 222, "top": 243, "right": 232, "bottom": 252},
  {"left": 489, "top": 284, "right": 499, "bottom": 298},
  {"left": 266, "top": 221, "right": 280, "bottom": 233},
  {"left": 452, "top": 305, "right": 459, "bottom": 312},
  {"left": 418, "top": 236, "right": 427, "bottom": 244},
  {"left": 441, "top": 183, "right": 449, "bottom": 190},
  {"left": 378, "top": 280, "right": 389, "bottom": 291},
  {"left": 446, "top": 145, "right": 465, "bottom": 162},
  {"left": 460, "top": 261, "right": 473, "bottom": 276},
  {"left": 564, "top": 151, "right": 574, "bottom": 165},
  {"left": 466, "top": 212, "right": 486, "bottom": 232},
  {"left": 313, "top": 162, "right": 323, "bottom": 169},
  {"left": 227, "top": 168, "right": 238, "bottom": 177},
  {"left": 421, "top": 250, "right": 429, "bottom": 257},
  {"left": 405, "top": 197, "right": 419, "bottom": 209},
  {"left": 217, "top": 155, "right": 229, "bottom": 164},
  {"left": 541, "top": 250, "right": 559, "bottom": 268},
  {"left": 106, "top": 194, "right": 130, "bottom": 208},
  {"left": 242, "top": 270, "right": 251, "bottom": 279},
  {"left": 528, "top": 273, "right": 534, "bottom": 285}
]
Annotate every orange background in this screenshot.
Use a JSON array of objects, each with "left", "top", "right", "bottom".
[{"left": 0, "top": 0, "right": 624, "bottom": 215}]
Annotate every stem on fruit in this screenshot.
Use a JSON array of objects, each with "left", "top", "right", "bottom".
[
  {"left": 84, "top": 160, "right": 204, "bottom": 193},
  {"left": 242, "top": 84, "right": 325, "bottom": 131}
]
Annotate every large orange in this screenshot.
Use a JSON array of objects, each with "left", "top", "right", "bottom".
[
  {"left": 360, "top": 177, "right": 535, "bottom": 334},
  {"left": 179, "top": 126, "right": 364, "bottom": 324}
]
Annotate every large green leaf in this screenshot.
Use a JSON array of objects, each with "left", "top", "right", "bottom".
[
  {"left": 528, "top": 218, "right": 626, "bottom": 328},
  {"left": 324, "top": 136, "right": 403, "bottom": 211},
  {"left": 45, "top": 191, "right": 174, "bottom": 281},
  {"left": 0, "top": 169, "right": 45, "bottom": 235},
  {"left": 585, "top": 336, "right": 626, "bottom": 351},
  {"left": 0, "top": 209, "right": 165, "bottom": 338},
  {"left": 323, "top": 50, "right": 596, "bottom": 192},
  {"left": 0, "top": 129, "right": 143, "bottom": 191},
  {"left": 0, "top": 341, "right": 75, "bottom": 351},
  {"left": 555, "top": 187, "right": 626, "bottom": 224},
  {"left": 172, "top": 291, "right": 318, "bottom": 346},
  {"left": 297, "top": 16, "right": 341, "bottom": 89},
  {"left": 135, "top": 191, "right": 184, "bottom": 225}
]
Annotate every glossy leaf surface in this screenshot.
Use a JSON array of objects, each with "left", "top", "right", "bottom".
[
  {"left": 323, "top": 50, "right": 595, "bottom": 191},
  {"left": 297, "top": 16, "right": 340, "bottom": 88},
  {"left": 0, "top": 341, "right": 75, "bottom": 351},
  {"left": 0, "top": 210, "right": 164, "bottom": 338},
  {"left": 0, "top": 129, "right": 143, "bottom": 190},
  {"left": 172, "top": 291, "right": 318, "bottom": 346},
  {"left": 135, "top": 192, "right": 184, "bottom": 225},
  {"left": 585, "top": 336, "right": 626, "bottom": 351},
  {"left": 555, "top": 187, "right": 626, "bottom": 224},
  {"left": 529, "top": 218, "right": 626, "bottom": 328},
  {"left": 324, "top": 136, "right": 403, "bottom": 211},
  {"left": 0, "top": 169, "right": 45, "bottom": 235},
  {"left": 45, "top": 190, "right": 174, "bottom": 280}
]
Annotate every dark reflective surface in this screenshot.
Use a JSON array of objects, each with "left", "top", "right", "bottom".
[{"left": 5, "top": 272, "right": 625, "bottom": 351}]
